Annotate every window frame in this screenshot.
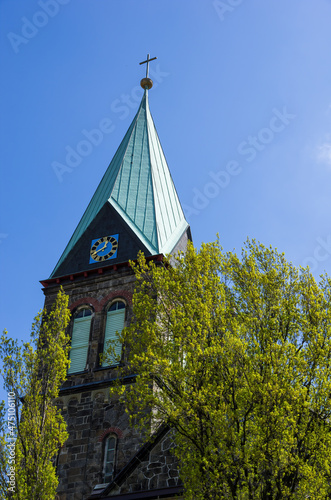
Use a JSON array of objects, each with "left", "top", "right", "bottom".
[
  {"left": 103, "top": 434, "right": 117, "bottom": 483},
  {"left": 101, "top": 300, "right": 126, "bottom": 368},
  {"left": 67, "top": 306, "right": 93, "bottom": 375}
]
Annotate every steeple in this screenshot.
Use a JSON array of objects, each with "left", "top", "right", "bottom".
[
  {"left": 42, "top": 61, "right": 186, "bottom": 499},
  {"left": 50, "top": 74, "right": 190, "bottom": 279}
]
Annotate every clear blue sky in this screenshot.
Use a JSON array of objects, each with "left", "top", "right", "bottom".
[{"left": 1, "top": 0, "right": 331, "bottom": 389}]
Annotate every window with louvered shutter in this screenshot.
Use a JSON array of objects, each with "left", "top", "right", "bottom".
[
  {"left": 68, "top": 309, "right": 92, "bottom": 374},
  {"left": 103, "top": 435, "right": 117, "bottom": 482},
  {"left": 102, "top": 302, "right": 125, "bottom": 367}
]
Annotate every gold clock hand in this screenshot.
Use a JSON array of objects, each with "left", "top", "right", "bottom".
[{"left": 95, "top": 242, "right": 108, "bottom": 253}]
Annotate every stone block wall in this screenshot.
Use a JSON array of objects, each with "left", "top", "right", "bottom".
[
  {"left": 110, "top": 431, "right": 181, "bottom": 496},
  {"left": 45, "top": 264, "right": 181, "bottom": 500},
  {"left": 43, "top": 266, "right": 141, "bottom": 499},
  {"left": 55, "top": 389, "right": 145, "bottom": 499}
]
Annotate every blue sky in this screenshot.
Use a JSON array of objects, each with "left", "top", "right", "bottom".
[{"left": 1, "top": 0, "right": 331, "bottom": 393}]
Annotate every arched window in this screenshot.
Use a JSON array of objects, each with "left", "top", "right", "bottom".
[
  {"left": 68, "top": 308, "right": 92, "bottom": 374},
  {"left": 102, "top": 301, "right": 125, "bottom": 367},
  {"left": 103, "top": 435, "right": 117, "bottom": 483}
]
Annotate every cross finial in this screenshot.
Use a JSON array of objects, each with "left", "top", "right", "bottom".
[{"left": 139, "top": 53, "right": 157, "bottom": 78}]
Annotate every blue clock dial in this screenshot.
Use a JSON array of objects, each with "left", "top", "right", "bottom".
[{"left": 89, "top": 234, "right": 118, "bottom": 264}]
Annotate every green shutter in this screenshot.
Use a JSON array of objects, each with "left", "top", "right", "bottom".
[
  {"left": 68, "top": 316, "right": 91, "bottom": 374},
  {"left": 102, "top": 309, "right": 125, "bottom": 366}
]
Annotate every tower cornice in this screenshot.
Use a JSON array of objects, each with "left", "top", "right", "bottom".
[{"left": 41, "top": 254, "right": 164, "bottom": 289}]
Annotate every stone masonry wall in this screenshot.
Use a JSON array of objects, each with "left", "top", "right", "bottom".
[
  {"left": 110, "top": 431, "right": 181, "bottom": 496},
  {"left": 55, "top": 389, "right": 145, "bottom": 500},
  {"left": 44, "top": 266, "right": 146, "bottom": 499},
  {"left": 45, "top": 265, "right": 181, "bottom": 500}
]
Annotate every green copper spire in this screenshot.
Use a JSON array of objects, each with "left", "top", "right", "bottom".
[{"left": 50, "top": 89, "right": 189, "bottom": 278}]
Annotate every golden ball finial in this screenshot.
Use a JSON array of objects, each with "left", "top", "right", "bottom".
[{"left": 140, "top": 77, "right": 153, "bottom": 90}]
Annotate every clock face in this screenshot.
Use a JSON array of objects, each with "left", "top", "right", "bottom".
[{"left": 89, "top": 234, "right": 119, "bottom": 263}]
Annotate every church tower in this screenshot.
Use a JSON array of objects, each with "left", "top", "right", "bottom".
[{"left": 41, "top": 57, "right": 190, "bottom": 500}]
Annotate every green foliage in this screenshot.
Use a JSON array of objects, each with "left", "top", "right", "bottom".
[
  {"left": 109, "top": 239, "right": 331, "bottom": 499},
  {"left": 0, "top": 288, "right": 71, "bottom": 500},
  {"left": 0, "top": 400, "right": 8, "bottom": 495}
]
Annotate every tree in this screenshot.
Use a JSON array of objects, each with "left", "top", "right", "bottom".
[
  {"left": 108, "top": 239, "right": 331, "bottom": 499},
  {"left": 0, "top": 288, "right": 71, "bottom": 500}
]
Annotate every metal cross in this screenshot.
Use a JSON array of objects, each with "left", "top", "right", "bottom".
[{"left": 139, "top": 54, "right": 157, "bottom": 78}]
